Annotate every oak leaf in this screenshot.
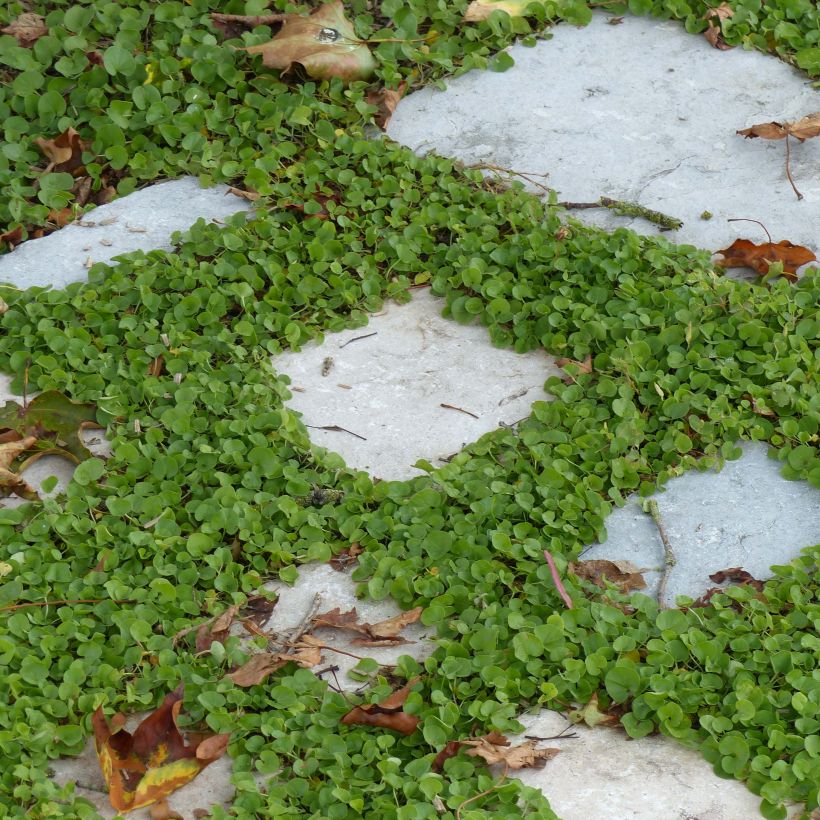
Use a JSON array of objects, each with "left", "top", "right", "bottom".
[
  {"left": 92, "top": 685, "right": 229, "bottom": 812},
  {"left": 569, "top": 559, "right": 647, "bottom": 594},
  {"left": 341, "top": 678, "right": 421, "bottom": 736},
  {"left": 1, "top": 13, "right": 48, "bottom": 46},
  {"left": 235, "top": 2, "right": 376, "bottom": 82},
  {"left": 703, "top": 4, "right": 733, "bottom": 50},
  {"left": 714, "top": 238, "right": 816, "bottom": 282}
]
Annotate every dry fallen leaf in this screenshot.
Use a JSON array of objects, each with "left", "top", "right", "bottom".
[
  {"left": 312, "top": 605, "right": 422, "bottom": 645},
  {"left": 149, "top": 799, "right": 184, "bottom": 820},
  {"left": 226, "top": 2, "right": 376, "bottom": 82},
  {"left": 0, "top": 435, "right": 39, "bottom": 500},
  {"left": 568, "top": 692, "right": 619, "bottom": 728},
  {"left": 737, "top": 113, "right": 820, "bottom": 199},
  {"left": 569, "top": 559, "right": 647, "bottom": 594},
  {"left": 463, "top": 734, "right": 560, "bottom": 769},
  {"left": 0, "top": 226, "right": 24, "bottom": 251},
  {"left": 703, "top": 4, "right": 733, "bottom": 50},
  {"left": 1, "top": 13, "right": 48, "bottom": 46},
  {"left": 341, "top": 678, "right": 421, "bottom": 736},
  {"left": 92, "top": 685, "right": 229, "bottom": 812},
  {"left": 227, "top": 186, "right": 261, "bottom": 202},
  {"left": 226, "top": 635, "right": 324, "bottom": 686},
  {"left": 329, "top": 542, "right": 364, "bottom": 571},
  {"left": 365, "top": 82, "right": 407, "bottom": 130},
  {"left": 555, "top": 354, "right": 593, "bottom": 384},
  {"left": 35, "top": 127, "right": 88, "bottom": 175},
  {"left": 691, "top": 567, "right": 765, "bottom": 608},
  {"left": 714, "top": 238, "right": 816, "bottom": 282}
]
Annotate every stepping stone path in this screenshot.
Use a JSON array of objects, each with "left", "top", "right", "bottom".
[{"left": 2, "top": 13, "right": 817, "bottom": 820}]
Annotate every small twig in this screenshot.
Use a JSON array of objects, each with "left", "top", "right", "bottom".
[
  {"left": 440, "top": 403, "right": 479, "bottom": 419},
  {"left": 306, "top": 424, "right": 367, "bottom": 441},
  {"left": 643, "top": 500, "right": 676, "bottom": 609},
  {"left": 784, "top": 135, "right": 803, "bottom": 200},
  {"left": 294, "top": 642, "right": 367, "bottom": 661},
  {"left": 316, "top": 664, "right": 340, "bottom": 678},
  {"left": 469, "top": 162, "right": 552, "bottom": 196},
  {"left": 339, "top": 331, "right": 377, "bottom": 349},
  {"left": 556, "top": 197, "right": 683, "bottom": 231},
  {"left": 525, "top": 726, "right": 579, "bottom": 741},
  {"left": 267, "top": 593, "right": 321, "bottom": 654},
  {"left": 544, "top": 551, "right": 573, "bottom": 609},
  {"left": 456, "top": 763, "right": 509, "bottom": 820},
  {"left": 727, "top": 218, "right": 772, "bottom": 245},
  {"left": 211, "top": 12, "right": 288, "bottom": 26},
  {"left": 23, "top": 358, "right": 31, "bottom": 410}
]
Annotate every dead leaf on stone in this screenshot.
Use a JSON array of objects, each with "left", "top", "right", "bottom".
[
  {"left": 340, "top": 678, "right": 421, "bottom": 736},
  {"left": 224, "top": 2, "right": 376, "bottom": 83},
  {"left": 463, "top": 735, "right": 559, "bottom": 769},
  {"left": 0, "top": 435, "right": 40, "bottom": 500},
  {"left": 35, "top": 128, "right": 88, "bottom": 175},
  {"left": 0, "top": 226, "right": 24, "bottom": 251},
  {"left": 241, "top": 594, "right": 277, "bottom": 627},
  {"left": 227, "top": 186, "right": 261, "bottom": 202},
  {"left": 329, "top": 542, "right": 364, "bottom": 571},
  {"left": 1, "top": 13, "right": 48, "bottom": 46},
  {"left": 703, "top": 4, "right": 733, "bottom": 50},
  {"left": 555, "top": 354, "right": 593, "bottom": 384},
  {"left": 568, "top": 692, "right": 619, "bottom": 728},
  {"left": 737, "top": 113, "right": 820, "bottom": 200},
  {"left": 690, "top": 567, "right": 765, "bottom": 607},
  {"left": 92, "top": 685, "right": 229, "bottom": 812},
  {"left": 569, "top": 559, "right": 647, "bottom": 594},
  {"left": 47, "top": 208, "right": 76, "bottom": 228},
  {"left": 312, "top": 605, "right": 422, "bottom": 645},
  {"left": 714, "top": 238, "right": 816, "bottom": 282},
  {"left": 366, "top": 82, "right": 406, "bottom": 130},
  {"left": 463, "top": 0, "right": 541, "bottom": 22}
]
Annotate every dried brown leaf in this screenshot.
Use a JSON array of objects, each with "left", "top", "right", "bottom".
[
  {"left": 1, "top": 13, "right": 48, "bottom": 46},
  {"left": 227, "top": 186, "right": 261, "bottom": 202},
  {"left": 568, "top": 692, "right": 619, "bottom": 728},
  {"left": 570, "top": 559, "right": 647, "bottom": 594},
  {"left": 35, "top": 127, "right": 88, "bottom": 174},
  {"left": 462, "top": 736, "right": 560, "bottom": 769},
  {"left": 227, "top": 653, "right": 285, "bottom": 686},
  {"left": 329, "top": 542, "right": 364, "bottom": 571},
  {"left": 737, "top": 112, "right": 820, "bottom": 142},
  {"left": 714, "top": 238, "right": 816, "bottom": 282},
  {"left": 365, "top": 82, "right": 407, "bottom": 130},
  {"left": 149, "top": 799, "right": 183, "bottom": 820},
  {"left": 340, "top": 678, "right": 421, "bottom": 736},
  {"left": 703, "top": 4, "right": 733, "bottom": 50},
  {"left": 555, "top": 354, "right": 593, "bottom": 384},
  {"left": 0, "top": 226, "right": 24, "bottom": 250}
]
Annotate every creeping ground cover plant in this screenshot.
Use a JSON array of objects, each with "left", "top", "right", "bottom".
[{"left": 0, "top": 0, "right": 819, "bottom": 818}]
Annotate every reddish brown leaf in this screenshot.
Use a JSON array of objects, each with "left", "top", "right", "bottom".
[
  {"left": 226, "top": 653, "right": 285, "bottom": 686},
  {"left": 714, "top": 238, "right": 816, "bottom": 282},
  {"left": 329, "top": 542, "right": 364, "bottom": 571},
  {"left": 570, "top": 559, "right": 647, "bottom": 594},
  {"left": 709, "top": 567, "right": 764, "bottom": 591},
  {"left": 432, "top": 740, "right": 463, "bottom": 772},
  {"left": 149, "top": 799, "right": 183, "bottom": 820},
  {"left": 341, "top": 678, "right": 421, "bottom": 736},
  {"left": 0, "top": 226, "right": 24, "bottom": 251},
  {"left": 312, "top": 605, "right": 422, "bottom": 645},
  {"left": 47, "top": 207, "right": 75, "bottom": 228},
  {"left": 35, "top": 127, "right": 88, "bottom": 175},
  {"left": 703, "top": 4, "right": 733, "bottom": 50},
  {"left": 242, "top": 594, "right": 277, "bottom": 627},
  {"left": 92, "top": 685, "right": 230, "bottom": 812},
  {"left": 1, "top": 13, "right": 48, "bottom": 46},
  {"left": 147, "top": 356, "right": 165, "bottom": 379},
  {"left": 366, "top": 82, "right": 407, "bottom": 130},
  {"left": 313, "top": 606, "right": 363, "bottom": 632},
  {"left": 737, "top": 112, "right": 820, "bottom": 142},
  {"left": 194, "top": 604, "right": 239, "bottom": 652}
]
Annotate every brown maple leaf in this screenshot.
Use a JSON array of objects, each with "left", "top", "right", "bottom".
[
  {"left": 703, "top": 4, "right": 733, "bottom": 50},
  {"left": 366, "top": 82, "right": 407, "bottom": 130},
  {"left": 737, "top": 113, "right": 820, "bottom": 199},
  {"left": 1, "top": 13, "right": 48, "bottom": 46},
  {"left": 92, "top": 685, "right": 229, "bottom": 812},
  {"left": 340, "top": 678, "right": 421, "bottom": 736},
  {"left": 569, "top": 559, "right": 647, "bottom": 595},
  {"left": 714, "top": 238, "right": 816, "bottom": 282}
]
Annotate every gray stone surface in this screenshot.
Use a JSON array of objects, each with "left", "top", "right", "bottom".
[
  {"left": 0, "top": 178, "right": 254, "bottom": 290},
  {"left": 388, "top": 14, "right": 820, "bottom": 268},
  {"left": 273, "top": 287, "right": 561, "bottom": 479},
  {"left": 582, "top": 442, "right": 820, "bottom": 603}
]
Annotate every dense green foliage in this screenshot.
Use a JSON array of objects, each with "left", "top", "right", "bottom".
[{"left": 0, "top": 0, "right": 818, "bottom": 818}]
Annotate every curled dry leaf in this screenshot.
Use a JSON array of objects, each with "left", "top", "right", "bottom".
[
  {"left": 233, "top": 2, "right": 376, "bottom": 83},
  {"left": 227, "top": 186, "right": 261, "bottom": 202},
  {"left": 329, "top": 542, "right": 363, "bottom": 571},
  {"left": 703, "top": 4, "right": 734, "bottom": 50},
  {"left": 464, "top": 0, "right": 540, "bottom": 22},
  {"left": 226, "top": 636, "right": 324, "bottom": 686},
  {"left": 0, "top": 226, "right": 24, "bottom": 251},
  {"left": 714, "top": 238, "right": 816, "bottom": 282},
  {"left": 568, "top": 692, "right": 619, "bottom": 728},
  {"left": 569, "top": 559, "right": 647, "bottom": 594},
  {"left": 691, "top": 567, "right": 765, "bottom": 607},
  {"left": 1, "top": 13, "right": 48, "bottom": 46},
  {"left": 366, "top": 82, "right": 407, "bottom": 130},
  {"left": 149, "top": 799, "right": 184, "bottom": 820},
  {"left": 35, "top": 128, "right": 88, "bottom": 175},
  {"left": 435, "top": 731, "right": 560, "bottom": 770},
  {"left": 341, "top": 678, "right": 421, "bottom": 736},
  {"left": 737, "top": 112, "right": 820, "bottom": 142},
  {"left": 92, "top": 685, "right": 230, "bottom": 812},
  {"left": 312, "top": 605, "right": 423, "bottom": 645},
  {"left": 0, "top": 435, "right": 40, "bottom": 500}
]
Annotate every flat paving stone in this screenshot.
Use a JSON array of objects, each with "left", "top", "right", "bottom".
[
  {"left": 273, "top": 287, "right": 561, "bottom": 479},
  {"left": 388, "top": 14, "right": 820, "bottom": 270},
  {"left": 581, "top": 441, "right": 820, "bottom": 603},
  {"left": 0, "top": 178, "right": 254, "bottom": 290}
]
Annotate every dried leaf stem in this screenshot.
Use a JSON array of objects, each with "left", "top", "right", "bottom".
[
  {"left": 727, "top": 217, "right": 772, "bottom": 245},
  {"left": 643, "top": 499, "right": 676, "bottom": 609},
  {"left": 557, "top": 197, "right": 683, "bottom": 231},
  {"left": 784, "top": 135, "right": 803, "bottom": 200}
]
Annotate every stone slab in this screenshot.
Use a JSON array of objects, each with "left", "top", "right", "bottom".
[
  {"left": 388, "top": 14, "right": 820, "bottom": 275},
  {"left": 581, "top": 442, "right": 820, "bottom": 603},
  {"left": 272, "top": 287, "right": 561, "bottom": 480},
  {"left": 0, "top": 178, "right": 254, "bottom": 290}
]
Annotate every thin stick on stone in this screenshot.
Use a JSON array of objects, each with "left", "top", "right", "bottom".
[
  {"left": 643, "top": 500, "right": 676, "bottom": 609},
  {"left": 557, "top": 197, "right": 683, "bottom": 231},
  {"left": 267, "top": 592, "right": 321, "bottom": 654},
  {"left": 784, "top": 135, "right": 803, "bottom": 201}
]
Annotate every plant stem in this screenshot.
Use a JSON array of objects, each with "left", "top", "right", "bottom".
[
  {"left": 558, "top": 198, "right": 683, "bottom": 231},
  {"left": 643, "top": 499, "right": 676, "bottom": 609}
]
